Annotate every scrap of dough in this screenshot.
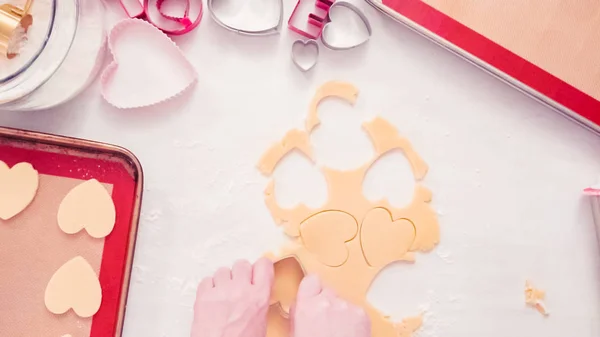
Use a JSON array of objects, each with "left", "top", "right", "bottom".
[
  {"left": 57, "top": 179, "right": 116, "bottom": 238},
  {"left": 525, "top": 280, "right": 548, "bottom": 316},
  {"left": 45, "top": 256, "right": 102, "bottom": 318},
  {"left": 258, "top": 130, "right": 313, "bottom": 175},
  {"left": 397, "top": 315, "right": 423, "bottom": 337},
  {"left": 363, "top": 117, "right": 429, "bottom": 180},
  {"left": 360, "top": 208, "right": 416, "bottom": 267},
  {"left": 300, "top": 211, "right": 358, "bottom": 267},
  {"left": 0, "top": 161, "right": 39, "bottom": 221},
  {"left": 306, "top": 81, "right": 359, "bottom": 132},
  {"left": 62, "top": 335, "right": 72, "bottom": 337}
]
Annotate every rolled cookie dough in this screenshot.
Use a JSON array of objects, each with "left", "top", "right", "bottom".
[
  {"left": 260, "top": 81, "right": 439, "bottom": 337},
  {"left": 525, "top": 280, "right": 548, "bottom": 316}
]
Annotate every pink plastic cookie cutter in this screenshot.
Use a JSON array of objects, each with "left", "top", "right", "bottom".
[
  {"left": 288, "top": 0, "right": 335, "bottom": 39},
  {"left": 119, "top": 0, "right": 203, "bottom": 35}
]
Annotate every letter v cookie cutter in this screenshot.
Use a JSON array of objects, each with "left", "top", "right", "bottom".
[
  {"left": 207, "top": 0, "right": 284, "bottom": 35},
  {"left": 119, "top": 0, "right": 203, "bottom": 35},
  {"left": 288, "top": 0, "right": 335, "bottom": 39}
]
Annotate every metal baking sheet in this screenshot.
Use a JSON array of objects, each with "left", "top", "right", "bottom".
[{"left": 0, "top": 127, "right": 143, "bottom": 337}]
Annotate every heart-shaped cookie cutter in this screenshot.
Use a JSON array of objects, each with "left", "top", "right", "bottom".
[
  {"left": 320, "top": 1, "right": 372, "bottom": 50},
  {"left": 269, "top": 255, "right": 306, "bottom": 318},
  {"left": 119, "top": 0, "right": 203, "bottom": 35},
  {"left": 207, "top": 0, "right": 283, "bottom": 36},
  {"left": 288, "top": 0, "right": 334, "bottom": 39},
  {"left": 100, "top": 19, "right": 198, "bottom": 109},
  {"left": 291, "top": 39, "right": 319, "bottom": 72}
]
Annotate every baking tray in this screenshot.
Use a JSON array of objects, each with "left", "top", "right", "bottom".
[
  {"left": 0, "top": 127, "right": 143, "bottom": 337},
  {"left": 365, "top": 0, "right": 600, "bottom": 134}
]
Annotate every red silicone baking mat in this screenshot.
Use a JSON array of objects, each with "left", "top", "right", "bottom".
[
  {"left": 0, "top": 127, "right": 143, "bottom": 337},
  {"left": 365, "top": 0, "right": 600, "bottom": 133}
]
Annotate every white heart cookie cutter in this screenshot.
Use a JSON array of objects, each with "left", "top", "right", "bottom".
[
  {"left": 291, "top": 39, "right": 319, "bottom": 72},
  {"left": 100, "top": 19, "right": 198, "bottom": 109},
  {"left": 321, "top": 1, "right": 372, "bottom": 51},
  {"left": 207, "top": 0, "right": 283, "bottom": 36}
]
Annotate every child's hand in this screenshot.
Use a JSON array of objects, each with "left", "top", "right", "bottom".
[
  {"left": 191, "top": 258, "right": 274, "bottom": 337},
  {"left": 290, "top": 274, "right": 371, "bottom": 337}
]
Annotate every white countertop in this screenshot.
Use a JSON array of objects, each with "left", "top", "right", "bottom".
[{"left": 1, "top": 1, "right": 600, "bottom": 336}]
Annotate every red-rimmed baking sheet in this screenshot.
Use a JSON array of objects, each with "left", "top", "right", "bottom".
[
  {"left": 0, "top": 128, "right": 143, "bottom": 337},
  {"left": 365, "top": 0, "right": 600, "bottom": 133}
]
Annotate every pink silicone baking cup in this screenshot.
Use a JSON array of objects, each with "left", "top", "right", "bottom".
[{"left": 100, "top": 19, "right": 198, "bottom": 109}]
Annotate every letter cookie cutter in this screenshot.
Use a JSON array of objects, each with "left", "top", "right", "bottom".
[
  {"left": 207, "top": 0, "right": 284, "bottom": 36},
  {"left": 288, "top": 0, "right": 334, "bottom": 39},
  {"left": 119, "top": 0, "right": 203, "bottom": 35}
]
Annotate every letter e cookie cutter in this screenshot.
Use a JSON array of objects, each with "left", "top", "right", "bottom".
[{"left": 288, "top": 0, "right": 334, "bottom": 39}]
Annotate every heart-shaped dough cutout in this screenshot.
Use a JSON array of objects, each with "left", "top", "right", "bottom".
[
  {"left": 320, "top": 2, "right": 372, "bottom": 50},
  {"left": 57, "top": 179, "right": 115, "bottom": 239},
  {"left": 0, "top": 161, "right": 39, "bottom": 221},
  {"left": 360, "top": 208, "right": 416, "bottom": 267},
  {"left": 269, "top": 255, "right": 305, "bottom": 316},
  {"left": 45, "top": 256, "right": 102, "bottom": 318},
  {"left": 208, "top": 0, "right": 283, "bottom": 35},
  {"left": 100, "top": 19, "right": 197, "bottom": 109},
  {"left": 300, "top": 211, "right": 358, "bottom": 267}
]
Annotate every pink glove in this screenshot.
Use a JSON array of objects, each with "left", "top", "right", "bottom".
[
  {"left": 290, "top": 274, "right": 371, "bottom": 337},
  {"left": 191, "top": 258, "right": 274, "bottom": 337}
]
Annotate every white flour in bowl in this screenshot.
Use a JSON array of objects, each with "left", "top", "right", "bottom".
[{"left": 0, "top": 0, "right": 106, "bottom": 110}]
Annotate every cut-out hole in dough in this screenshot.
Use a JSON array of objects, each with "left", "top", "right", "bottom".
[
  {"left": 363, "top": 150, "right": 416, "bottom": 208},
  {"left": 311, "top": 100, "right": 374, "bottom": 170},
  {"left": 45, "top": 256, "right": 102, "bottom": 318},
  {"left": 367, "top": 260, "right": 431, "bottom": 321},
  {"left": 0, "top": 161, "right": 39, "bottom": 221},
  {"left": 300, "top": 210, "right": 358, "bottom": 267},
  {"left": 272, "top": 151, "right": 327, "bottom": 209},
  {"left": 57, "top": 179, "right": 116, "bottom": 239},
  {"left": 360, "top": 208, "right": 416, "bottom": 267},
  {"left": 269, "top": 255, "right": 306, "bottom": 316}
]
